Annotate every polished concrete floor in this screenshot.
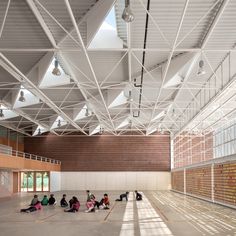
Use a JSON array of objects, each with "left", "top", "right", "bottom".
[{"left": 0, "top": 191, "right": 235, "bottom": 236}]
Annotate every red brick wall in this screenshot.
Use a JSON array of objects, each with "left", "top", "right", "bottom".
[
  {"left": 186, "top": 166, "right": 212, "bottom": 199},
  {"left": 171, "top": 161, "right": 236, "bottom": 208},
  {"left": 214, "top": 162, "right": 236, "bottom": 206},
  {"left": 24, "top": 135, "right": 170, "bottom": 171},
  {"left": 171, "top": 170, "right": 184, "bottom": 192}
]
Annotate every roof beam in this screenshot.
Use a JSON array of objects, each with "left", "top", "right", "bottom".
[
  {"left": 146, "top": 0, "right": 190, "bottom": 133},
  {"left": 157, "top": 0, "right": 230, "bottom": 135},
  {"left": 0, "top": 0, "right": 11, "bottom": 39},
  {"left": 0, "top": 53, "right": 88, "bottom": 135},
  {"left": 64, "top": 0, "right": 117, "bottom": 133},
  {"left": 26, "top": 0, "right": 57, "bottom": 48}
]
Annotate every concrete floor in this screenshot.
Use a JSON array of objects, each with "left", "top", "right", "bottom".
[{"left": 0, "top": 191, "right": 235, "bottom": 236}]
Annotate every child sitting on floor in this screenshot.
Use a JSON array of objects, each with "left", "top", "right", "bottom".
[
  {"left": 41, "top": 195, "right": 49, "bottom": 206},
  {"left": 135, "top": 190, "right": 142, "bottom": 201},
  {"left": 48, "top": 194, "right": 56, "bottom": 205},
  {"left": 85, "top": 195, "right": 96, "bottom": 213},
  {"left": 64, "top": 196, "right": 80, "bottom": 213},
  {"left": 60, "top": 194, "right": 68, "bottom": 207},
  {"left": 99, "top": 193, "right": 110, "bottom": 209}
]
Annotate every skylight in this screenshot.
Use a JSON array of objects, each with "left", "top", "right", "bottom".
[{"left": 89, "top": 7, "right": 123, "bottom": 49}]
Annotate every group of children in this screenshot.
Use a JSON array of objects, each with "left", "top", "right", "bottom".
[{"left": 20, "top": 190, "right": 142, "bottom": 213}]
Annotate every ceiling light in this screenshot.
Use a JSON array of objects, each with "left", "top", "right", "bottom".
[
  {"left": 85, "top": 108, "right": 89, "bottom": 117},
  {"left": 122, "top": 0, "right": 134, "bottom": 23},
  {"left": 0, "top": 109, "right": 4, "bottom": 118},
  {"left": 197, "top": 59, "right": 206, "bottom": 76},
  {"left": 172, "top": 108, "right": 177, "bottom": 118},
  {"left": 129, "top": 119, "right": 132, "bottom": 127},
  {"left": 52, "top": 60, "right": 61, "bottom": 76},
  {"left": 38, "top": 128, "right": 41, "bottom": 135},
  {"left": 19, "top": 91, "right": 26, "bottom": 102},
  {"left": 127, "top": 90, "right": 133, "bottom": 102}
]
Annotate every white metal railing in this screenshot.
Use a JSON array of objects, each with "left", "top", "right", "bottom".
[
  {"left": 0, "top": 146, "right": 61, "bottom": 165},
  {"left": 172, "top": 153, "right": 236, "bottom": 172}
]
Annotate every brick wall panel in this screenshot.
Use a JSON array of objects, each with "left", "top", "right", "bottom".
[{"left": 24, "top": 135, "right": 170, "bottom": 171}]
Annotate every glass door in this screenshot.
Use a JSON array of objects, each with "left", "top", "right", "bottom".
[
  {"left": 36, "top": 172, "right": 43, "bottom": 191},
  {"left": 43, "top": 172, "right": 49, "bottom": 191},
  {"left": 20, "top": 171, "right": 50, "bottom": 192},
  {"left": 27, "top": 172, "right": 34, "bottom": 191},
  {"left": 20, "top": 172, "right": 27, "bottom": 192}
]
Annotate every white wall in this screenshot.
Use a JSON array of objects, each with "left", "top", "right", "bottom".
[
  {"left": 0, "top": 170, "right": 13, "bottom": 198},
  {"left": 50, "top": 171, "right": 61, "bottom": 192},
  {"left": 60, "top": 172, "right": 171, "bottom": 191}
]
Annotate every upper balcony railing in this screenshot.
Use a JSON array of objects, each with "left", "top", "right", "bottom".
[{"left": 0, "top": 144, "right": 61, "bottom": 165}]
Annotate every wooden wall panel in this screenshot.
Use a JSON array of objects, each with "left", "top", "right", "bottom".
[
  {"left": 0, "top": 154, "right": 61, "bottom": 171},
  {"left": 186, "top": 166, "right": 212, "bottom": 199},
  {"left": 171, "top": 170, "right": 184, "bottom": 192},
  {"left": 24, "top": 135, "right": 170, "bottom": 171},
  {"left": 214, "top": 162, "right": 236, "bottom": 206}
]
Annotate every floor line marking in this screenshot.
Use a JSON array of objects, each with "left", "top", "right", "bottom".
[{"left": 104, "top": 201, "right": 117, "bottom": 222}]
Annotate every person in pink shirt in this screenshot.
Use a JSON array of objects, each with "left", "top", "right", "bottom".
[
  {"left": 85, "top": 195, "right": 96, "bottom": 213},
  {"left": 64, "top": 196, "right": 80, "bottom": 213},
  {"left": 20, "top": 195, "right": 42, "bottom": 213}
]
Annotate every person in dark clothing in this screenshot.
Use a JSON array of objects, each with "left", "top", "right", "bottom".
[
  {"left": 21, "top": 201, "right": 42, "bottom": 213},
  {"left": 64, "top": 196, "right": 80, "bottom": 213},
  {"left": 116, "top": 192, "right": 129, "bottom": 201},
  {"left": 135, "top": 190, "right": 142, "bottom": 201},
  {"left": 48, "top": 194, "right": 56, "bottom": 205},
  {"left": 60, "top": 194, "right": 68, "bottom": 207},
  {"left": 69, "top": 197, "right": 74, "bottom": 208}
]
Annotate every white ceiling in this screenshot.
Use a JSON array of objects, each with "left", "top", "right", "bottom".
[{"left": 0, "top": 0, "right": 236, "bottom": 136}]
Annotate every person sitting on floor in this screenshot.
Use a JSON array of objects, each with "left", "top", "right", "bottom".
[
  {"left": 99, "top": 193, "right": 110, "bottom": 209},
  {"left": 116, "top": 192, "right": 129, "bottom": 201},
  {"left": 69, "top": 197, "right": 74, "bottom": 208},
  {"left": 64, "top": 196, "right": 80, "bottom": 213},
  {"left": 60, "top": 194, "right": 68, "bottom": 207},
  {"left": 21, "top": 195, "right": 42, "bottom": 213},
  {"left": 48, "top": 194, "right": 56, "bottom": 205},
  {"left": 86, "top": 190, "right": 93, "bottom": 202},
  {"left": 41, "top": 195, "right": 49, "bottom": 206},
  {"left": 85, "top": 195, "right": 96, "bottom": 213},
  {"left": 135, "top": 190, "right": 142, "bottom": 201},
  {"left": 30, "top": 194, "right": 39, "bottom": 206}
]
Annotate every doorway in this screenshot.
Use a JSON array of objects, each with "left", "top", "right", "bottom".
[
  {"left": 13, "top": 172, "right": 19, "bottom": 193},
  {"left": 20, "top": 171, "right": 49, "bottom": 192}
]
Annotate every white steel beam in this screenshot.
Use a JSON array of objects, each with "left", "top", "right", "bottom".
[
  {"left": 146, "top": 0, "right": 190, "bottom": 132},
  {"left": 64, "top": 0, "right": 117, "bottom": 133},
  {"left": 163, "top": 0, "right": 230, "bottom": 136},
  {"left": 26, "top": 0, "right": 57, "bottom": 48},
  {"left": 0, "top": 53, "right": 88, "bottom": 135},
  {"left": 0, "top": 0, "right": 11, "bottom": 39}
]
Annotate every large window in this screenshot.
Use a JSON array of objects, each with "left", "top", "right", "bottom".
[
  {"left": 20, "top": 171, "right": 49, "bottom": 192},
  {"left": 214, "top": 120, "right": 236, "bottom": 158}
]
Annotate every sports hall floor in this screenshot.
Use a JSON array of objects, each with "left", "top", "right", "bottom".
[{"left": 0, "top": 191, "right": 235, "bottom": 236}]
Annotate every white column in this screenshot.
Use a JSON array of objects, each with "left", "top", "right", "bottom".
[
  {"left": 184, "top": 168, "right": 186, "bottom": 194},
  {"left": 211, "top": 163, "right": 214, "bottom": 202}
]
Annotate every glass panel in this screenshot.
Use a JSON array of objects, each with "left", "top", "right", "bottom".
[
  {"left": 36, "top": 172, "right": 42, "bottom": 192},
  {"left": 20, "top": 172, "right": 27, "bottom": 192},
  {"left": 27, "top": 172, "right": 34, "bottom": 191},
  {"left": 43, "top": 172, "right": 49, "bottom": 191}
]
